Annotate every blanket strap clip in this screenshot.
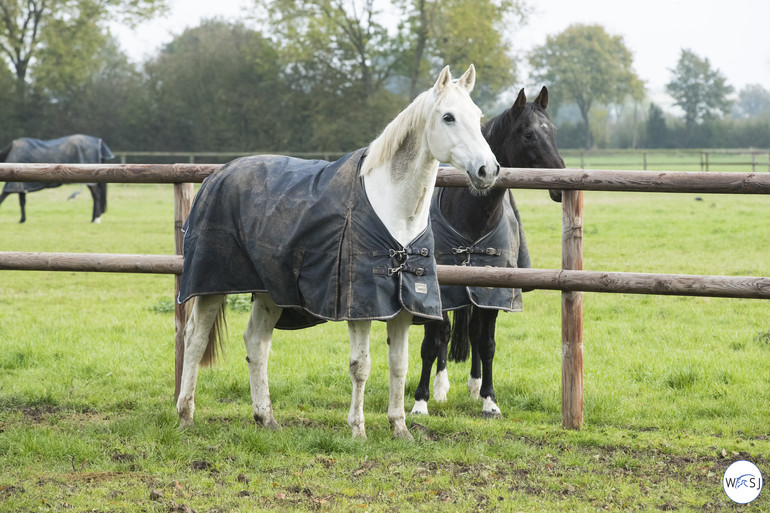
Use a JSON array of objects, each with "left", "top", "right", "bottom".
[{"left": 452, "top": 246, "right": 502, "bottom": 266}]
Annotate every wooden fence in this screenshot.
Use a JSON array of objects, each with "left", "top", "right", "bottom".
[{"left": 1, "top": 163, "right": 769, "bottom": 429}]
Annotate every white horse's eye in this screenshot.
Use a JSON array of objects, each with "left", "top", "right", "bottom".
[{"left": 443, "top": 113, "right": 455, "bottom": 123}]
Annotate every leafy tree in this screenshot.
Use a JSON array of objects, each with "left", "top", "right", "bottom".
[
  {"left": 0, "top": 59, "right": 18, "bottom": 142},
  {"left": 397, "top": 0, "right": 526, "bottom": 104},
  {"left": 144, "top": 20, "right": 288, "bottom": 151},
  {"left": 0, "top": 0, "right": 165, "bottom": 86},
  {"left": 256, "top": 0, "right": 399, "bottom": 101},
  {"left": 43, "top": 37, "right": 153, "bottom": 148},
  {"left": 0, "top": 0, "right": 166, "bottom": 132},
  {"left": 734, "top": 84, "right": 770, "bottom": 119},
  {"left": 529, "top": 24, "right": 643, "bottom": 149},
  {"left": 252, "top": 0, "right": 409, "bottom": 149},
  {"left": 666, "top": 49, "right": 733, "bottom": 145},
  {"left": 253, "top": 0, "right": 526, "bottom": 123},
  {"left": 645, "top": 103, "right": 668, "bottom": 148}
]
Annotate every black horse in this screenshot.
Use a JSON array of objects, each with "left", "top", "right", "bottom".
[
  {"left": 0, "top": 134, "right": 114, "bottom": 223},
  {"left": 412, "top": 87, "right": 565, "bottom": 418}
]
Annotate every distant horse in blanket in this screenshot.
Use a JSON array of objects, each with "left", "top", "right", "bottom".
[
  {"left": 177, "top": 65, "right": 500, "bottom": 440},
  {"left": 411, "top": 86, "right": 565, "bottom": 418},
  {"left": 0, "top": 134, "right": 114, "bottom": 223}
]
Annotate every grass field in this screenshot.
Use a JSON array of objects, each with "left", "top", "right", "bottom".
[
  {"left": 1, "top": 164, "right": 768, "bottom": 512},
  {"left": 558, "top": 150, "right": 770, "bottom": 172}
]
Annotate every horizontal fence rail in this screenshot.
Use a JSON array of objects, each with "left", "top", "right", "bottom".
[
  {"left": 0, "top": 252, "right": 182, "bottom": 274},
  {"left": 437, "top": 267, "right": 770, "bottom": 300},
  {"left": 1, "top": 253, "right": 768, "bottom": 300},
  {"left": 0, "top": 163, "right": 219, "bottom": 183},
  {"left": 3, "top": 163, "right": 770, "bottom": 194}
]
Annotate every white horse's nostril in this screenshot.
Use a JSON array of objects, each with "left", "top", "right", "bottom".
[
  {"left": 478, "top": 165, "right": 487, "bottom": 178},
  {"left": 494, "top": 164, "right": 500, "bottom": 177}
]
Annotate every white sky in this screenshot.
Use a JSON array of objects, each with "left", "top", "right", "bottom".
[{"left": 111, "top": 0, "right": 770, "bottom": 101}]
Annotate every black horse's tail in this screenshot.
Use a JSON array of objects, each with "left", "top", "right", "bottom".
[{"left": 448, "top": 306, "right": 472, "bottom": 363}]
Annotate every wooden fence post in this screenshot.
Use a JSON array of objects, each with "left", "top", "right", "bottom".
[
  {"left": 174, "top": 183, "right": 194, "bottom": 401},
  {"left": 561, "top": 189, "right": 584, "bottom": 429}
]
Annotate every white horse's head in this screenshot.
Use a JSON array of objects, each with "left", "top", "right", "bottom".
[{"left": 425, "top": 65, "right": 499, "bottom": 191}]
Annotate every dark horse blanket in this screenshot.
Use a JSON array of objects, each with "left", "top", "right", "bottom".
[
  {"left": 1, "top": 134, "right": 114, "bottom": 193},
  {"left": 178, "top": 148, "right": 443, "bottom": 329},
  {"left": 431, "top": 188, "right": 531, "bottom": 312}
]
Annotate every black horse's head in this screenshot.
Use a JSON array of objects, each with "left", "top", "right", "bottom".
[{"left": 483, "top": 86, "right": 565, "bottom": 202}]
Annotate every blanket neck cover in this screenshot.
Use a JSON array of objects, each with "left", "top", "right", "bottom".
[
  {"left": 178, "top": 148, "right": 442, "bottom": 329},
  {"left": 431, "top": 187, "right": 531, "bottom": 312}
]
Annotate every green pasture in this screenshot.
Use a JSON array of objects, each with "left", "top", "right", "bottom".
[
  {"left": 0, "top": 171, "right": 768, "bottom": 511},
  {"left": 559, "top": 150, "right": 770, "bottom": 172}
]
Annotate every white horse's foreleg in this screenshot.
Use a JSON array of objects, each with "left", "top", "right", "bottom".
[
  {"left": 244, "top": 293, "right": 282, "bottom": 430},
  {"left": 177, "top": 294, "right": 226, "bottom": 428},
  {"left": 348, "top": 320, "right": 371, "bottom": 439},
  {"left": 387, "top": 311, "right": 414, "bottom": 441}
]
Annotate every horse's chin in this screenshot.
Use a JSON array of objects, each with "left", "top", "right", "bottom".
[
  {"left": 466, "top": 172, "right": 498, "bottom": 194},
  {"left": 549, "top": 189, "right": 563, "bottom": 203},
  {"left": 467, "top": 182, "right": 494, "bottom": 196}
]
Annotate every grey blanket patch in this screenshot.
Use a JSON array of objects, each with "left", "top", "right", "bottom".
[
  {"left": 178, "top": 148, "right": 443, "bottom": 329},
  {"left": 431, "top": 187, "right": 531, "bottom": 312},
  {"left": 1, "top": 134, "right": 114, "bottom": 193}
]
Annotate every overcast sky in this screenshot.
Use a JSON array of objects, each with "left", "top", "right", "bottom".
[{"left": 111, "top": 0, "right": 770, "bottom": 100}]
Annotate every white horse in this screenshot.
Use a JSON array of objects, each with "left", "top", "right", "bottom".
[{"left": 176, "top": 65, "right": 499, "bottom": 440}]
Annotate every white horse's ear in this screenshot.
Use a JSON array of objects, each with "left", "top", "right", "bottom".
[
  {"left": 434, "top": 66, "right": 452, "bottom": 92},
  {"left": 457, "top": 64, "right": 476, "bottom": 92}
]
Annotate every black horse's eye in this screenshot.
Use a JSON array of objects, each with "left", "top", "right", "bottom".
[{"left": 443, "top": 113, "right": 455, "bottom": 123}]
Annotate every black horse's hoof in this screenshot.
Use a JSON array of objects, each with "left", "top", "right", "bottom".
[{"left": 482, "top": 410, "right": 503, "bottom": 419}]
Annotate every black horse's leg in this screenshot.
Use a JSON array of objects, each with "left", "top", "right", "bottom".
[
  {"left": 432, "top": 313, "right": 451, "bottom": 402},
  {"left": 472, "top": 308, "right": 502, "bottom": 418},
  {"left": 18, "top": 192, "right": 26, "bottom": 223},
  {"left": 468, "top": 306, "right": 483, "bottom": 399},
  {"left": 411, "top": 313, "right": 450, "bottom": 415},
  {"left": 468, "top": 307, "right": 502, "bottom": 417}
]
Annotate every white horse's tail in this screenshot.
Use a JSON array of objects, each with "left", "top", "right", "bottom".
[
  {"left": 203, "top": 304, "right": 226, "bottom": 367},
  {"left": 186, "top": 296, "right": 227, "bottom": 367}
]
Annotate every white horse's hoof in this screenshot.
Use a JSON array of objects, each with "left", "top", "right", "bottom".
[
  {"left": 350, "top": 422, "right": 367, "bottom": 440},
  {"left": 392, "top": 424, "right": 414, "bottom": 441},
  {"left": 389, "top": 416, "right": 414, "bottom": 441},
  {"left": 481, "top": 396, "right": 502, "bottom": 419},
  {"left": 254, "top": 412, "right": 282, "bottom": 430},
  {"left": 433, "top": 370, "right": 450, "bottom": 402},
  {"left": 468, "top": 377, "right": 481, "bottom": 400},
  {"left": 177, "top": 400, "right": 194, "bottom": 428},
  {"left": 410, "top": 400, "right": 429, "bottom": 415}
]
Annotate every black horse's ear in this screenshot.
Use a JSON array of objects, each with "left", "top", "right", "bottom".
[
  {"left": 512, "top": 88, "right": 527, "bottom": 112},
  {"left": 534, "top": 86, "right": 549, "bottom": 109}
]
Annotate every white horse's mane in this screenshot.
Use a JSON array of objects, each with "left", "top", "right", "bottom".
[{"left": 361, "top": 87, "right": 436, "bottom": 176}]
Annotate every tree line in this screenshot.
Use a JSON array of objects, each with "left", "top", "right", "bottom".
[{"left": 1, "top": 1, "right": 768, "bottom": 154}]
